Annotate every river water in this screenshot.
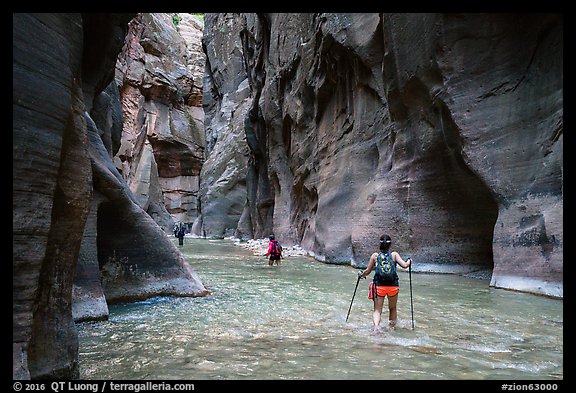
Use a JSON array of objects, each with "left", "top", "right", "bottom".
[{"left": 77, "top": 238, "right": 563, "bottom": 380}]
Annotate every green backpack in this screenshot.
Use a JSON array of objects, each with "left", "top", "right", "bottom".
[{"left": 374, "top": 251, "right": 396, "bottom": 283}]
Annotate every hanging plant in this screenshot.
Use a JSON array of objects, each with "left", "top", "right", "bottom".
[{"left": 172, "top": 13, "right": 182, "bottom": 31}]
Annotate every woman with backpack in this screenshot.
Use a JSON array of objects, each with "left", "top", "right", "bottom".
[{"left": 358, "top": 234, "right": 412, "bottom": 332}]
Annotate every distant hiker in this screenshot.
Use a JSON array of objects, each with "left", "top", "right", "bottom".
[
  {"left": 265, "top": 235, "right": 283, "bottom": 266},
  {"left": 358, "top": 234, "right": 412, "bottom": 332},
  {"left": 177, "top": 224, "right": 186, "bottom": 246}
]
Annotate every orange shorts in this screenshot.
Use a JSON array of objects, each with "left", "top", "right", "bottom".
[{"left": 368, "top": 282, "right": 399, "bottom": 299}]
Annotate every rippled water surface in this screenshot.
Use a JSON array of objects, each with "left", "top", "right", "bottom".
[{"left": 78, "top": 238, "right": 563, "bottom": 380}]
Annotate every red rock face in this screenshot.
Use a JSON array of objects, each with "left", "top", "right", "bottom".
[
  {"left": 115, "top": 13, "right": 206, "bottom": 229},
  {"left": 149, "top": 137, "right": 203, "bottom": 178},
  {"left": 201, "top": 13, "right": 562, "bottom": 297}
]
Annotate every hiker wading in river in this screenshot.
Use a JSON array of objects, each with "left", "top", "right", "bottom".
[
  {"left": 176, "top": 224, "right": 186, "bottom": 246},
  {"left": 358, "top": 234, "right": 412, "bottom": 332},
  {"left": 265, "top": 235, "right": 282, "bottom": 266}
]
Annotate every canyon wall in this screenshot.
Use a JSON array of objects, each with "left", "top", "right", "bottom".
[
  {"left": 199, "top": 13, "right": 563, "bottom": 297},
  {"left": 195, "top": 14, "right": 254, "bottom": 239},
  {"left": 114, "top": 13, "right": 206, "bottom": 232},
  {"left": 13, "top": 13, "right": 207, "bottom": 380}
]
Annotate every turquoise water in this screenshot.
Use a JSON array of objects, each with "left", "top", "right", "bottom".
[{"left": 77, "top": 238, "right": 563, "bottom": 380}]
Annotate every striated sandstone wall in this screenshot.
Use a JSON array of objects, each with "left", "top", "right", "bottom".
[
  {"left": 194, "top": 14, "right": 254, "bottom": 239},
  {"left": 200, "top": 13, "right": 562, "bottom": 297},
  {"left": 13, "top": 13, "right": 129, "bottom": 380},
  {"left": 114, "top": 13, "right": 206, "bottom": 232},
  {"left": 13, "top": 13, "right": 208, "bottom": 380}
]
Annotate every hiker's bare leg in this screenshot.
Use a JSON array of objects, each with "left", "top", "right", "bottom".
[
  {"left": 372, "top": 294, "right": 385, "bottom": 331},
  {"left": 268, "top": 259, "right": 273, "bottom": 266},
  {"left": 387, "top": 293, "right": 398, "bottom": 328}
]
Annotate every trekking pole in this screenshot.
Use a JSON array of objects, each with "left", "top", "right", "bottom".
[
  {"left": 408, "top": 258, "right": 414, "bottom": 330},
  {"left": 346, "top": 272, "right": 363, "bottom": 322}
]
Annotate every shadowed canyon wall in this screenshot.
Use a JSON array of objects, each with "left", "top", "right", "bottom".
[
  {"left": 13, "top": 13, "right": 207, "bottom": 380},
  {"left": 199, "top": 13, "right": 562, "bottom": 298}
]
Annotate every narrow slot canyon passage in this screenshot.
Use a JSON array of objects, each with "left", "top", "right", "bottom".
[{"left": 12, "top": 13, "right": 562, "bottom": 380}]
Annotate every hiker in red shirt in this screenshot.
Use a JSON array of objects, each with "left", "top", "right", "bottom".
[{"left": 265, "top": 235, "right": 282, "bottom": 266}]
